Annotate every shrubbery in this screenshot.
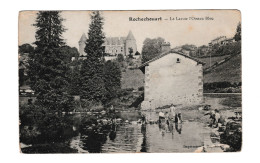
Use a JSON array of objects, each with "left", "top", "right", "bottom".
[
  {"left": 204, "top": 82, "right": 242, "bottom": 93},
  {"left": 220, "top": 121, "right": 242, "bottom": 152}
]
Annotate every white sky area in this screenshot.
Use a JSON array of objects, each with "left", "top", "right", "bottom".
[{"left": 19, "top": 10, "right": 240, "bottom": 52}]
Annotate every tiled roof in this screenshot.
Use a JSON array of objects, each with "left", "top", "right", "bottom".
[
  {"left": 139, "top": 50, "right": 205, "bottom": 69},
  {"left": 105, "top": 37, "right": 126, "bottom": 45}
]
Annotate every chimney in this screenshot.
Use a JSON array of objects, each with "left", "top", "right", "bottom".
[{"left": 161, "top": 42, "right": 171, "bottom": 52}]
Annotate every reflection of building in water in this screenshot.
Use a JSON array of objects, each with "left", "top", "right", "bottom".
[{"left": 140, "top": 43, "right": 205, "bottom": 110}]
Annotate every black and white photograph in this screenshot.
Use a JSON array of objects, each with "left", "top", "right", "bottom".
[{"left": 18, "top": 10, "right": 241, "bottom": 153}]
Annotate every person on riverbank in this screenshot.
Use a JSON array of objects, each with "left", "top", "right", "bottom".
[
  {"left": 177, "top": 112, "right": 182, "bottom": 124},
  {"left": 159, "top": 111, "right": 165, "bottom": 124},
  {"left": 165, "top": 112, "right": 170, "bottom": 125},
  {"left": 169, "top": 105, "right": 176, "bottom": 121},
  {"left": 141, "top": 113, "right": 146, "bottom": 124},
  {"left": 214, "top": 109, "right": 221, "bottom": 127},
  {"left": 205, "top": 109, "right": 220, "bottom": 128},
  {"left": 174, "top": 109, "right": 182, "bottom": 124}
]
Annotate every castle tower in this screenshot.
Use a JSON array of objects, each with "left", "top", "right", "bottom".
[
  {"left": 125, "top": 30, "right": 137, "bottom": 56},
  {"left": 78, "top": 33, "right": 87, "bottom": 56}
]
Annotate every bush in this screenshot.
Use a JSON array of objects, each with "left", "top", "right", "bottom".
[
  {"left": 80, "top": 100, "right": 104, "bottom": 112},
  {"left": 220, "top": 122, "right": 242, "bottom": 152},
  {"left": 20, "top": 103, "right": 75, "bottom": 144},
  {"left": 117, "top": 54, "right": 124, "bottom": 62}
]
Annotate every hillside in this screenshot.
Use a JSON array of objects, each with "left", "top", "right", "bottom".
[
  {"left": 121, "top": 69, "right": 144, "bottom": 89},
  {"left": 197, "top": 55, "right": 230, "bottom": 69},
  {"left": 203, "top": 53, "right": 241, "bottom": 83}
]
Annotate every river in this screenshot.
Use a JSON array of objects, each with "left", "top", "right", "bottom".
[
  {"left": 20, "top": 94, "right": 241, "bottom": 153},
  {"left": 68, "top": 111, "right": 213, "bottom": 153}
]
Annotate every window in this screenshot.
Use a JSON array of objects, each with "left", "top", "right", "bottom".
[{"left": 176, "top": 58, "right": 180, "bottom": 63}]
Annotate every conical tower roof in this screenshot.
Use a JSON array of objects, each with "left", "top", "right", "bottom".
[
  {"left": 79, "top": 33, "right": 87, "bottom": 42},
  {"left": 126, "top": 30, "right": 135, "bottom": 40}
]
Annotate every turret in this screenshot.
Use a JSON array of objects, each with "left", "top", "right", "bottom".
[
  {"left": 78, "top": 33, "right": 87, "bottom": 56},
  {"left": 125, "top": 30, "right": 137, "bottom": 56}
]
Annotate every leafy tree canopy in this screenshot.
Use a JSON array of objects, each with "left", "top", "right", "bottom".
[
  {"left": 60, "top": 45, "right": 79, "bottom": 62},
  {"left": 19, "top": 43, "right": 34, "bottom": 55},
  {"left": 141, "top": 37, "right": 165, "bottom": 63},
  {"left": 234, "top": 22, "right": 241, "bottom": 41}
]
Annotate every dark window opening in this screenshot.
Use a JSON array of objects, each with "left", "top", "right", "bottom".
[{"left": 177, "top": 58, "right": 180, "bottom": 63}]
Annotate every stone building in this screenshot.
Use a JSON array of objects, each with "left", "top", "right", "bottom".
[
  {"left": 208, "top": 36, "right": 227, "bottom": 47},
  {"left": 104, "top": 30, "right": 137, "bottom": 57},
  {"left": 139, "top": 44, "right": 205, "bottom": 110},
  {"left": 78, "top": 31, "right": 137, "bottom": 58}
]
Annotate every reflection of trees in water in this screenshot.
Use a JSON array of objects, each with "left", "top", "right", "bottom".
[
  {"left": 81, "top": 132, "right": 107, "bottom": 153},
  {"left": 109, "top": 124, "right": 117, "bottom": 141},
  {"left": 20, "top": 114, "right": 79, "bottom": 153},
  {"left": 20, "top": 113, "right": 77, "bottom": 145},
  {"left": 80, "top": 123, "right": 111, "bottom": 153}
]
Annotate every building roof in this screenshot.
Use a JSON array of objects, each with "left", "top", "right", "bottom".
[
  {"left": 79, "top": 33, "right": 87, "bottom": 42},
  {"left": 126, "top": 30, "right": 135, "bottom": 40},
  {"left": 211, "top": 36, "right": 226, "bottom": 42},
  {"left": 104, "top": 37, "right": 126, "bottom": 45},
  {"left": 139, "top": 50, "right": 205, "bottom": 69}
]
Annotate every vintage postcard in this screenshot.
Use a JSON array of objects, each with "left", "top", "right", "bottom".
[{"left": 19, "top": 10, "right": 241, "bottom": 153}]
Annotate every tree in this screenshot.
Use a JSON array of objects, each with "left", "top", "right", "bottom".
[
  {"left": 80, "top": 11, "right": 107, "bottom": 103},
  {"left": 234, "top": 22, "right": 241, "bottom": 41},
  {"left": 67, "top": 60, "right": 82, "bottom": 95},
  {"left": 128, "top": 47, "right": 134, "bottom": 58},
  {"left": 19, "top": 44, "right": 34, "bottom": 86},
  {"left": 117, "top": 53, "right": 124, "bottom": 62},
  {"left": 19, "top": 43, "right": 34, "bottom": 55},
  {"left": 26, "top": 11, "right": 74, "bottom": 142},
  {"left": 60, "top": 45, "right": 79, "bottom": 62},
  {"left": 103, "top": 60, "right": 121, "bottom": 104},
  {"left": 141, "top": 37, "right": 165, "bottom": 63}
]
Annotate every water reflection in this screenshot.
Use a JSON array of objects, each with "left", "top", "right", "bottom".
[
  {"left": 140, "top": 124, "right": 147, "bottom": 152},
  {"left": 22, "top": 111, "right": 212, "bottom": 153},
  {"left": 109, "top": 124, "right": 117, "bottom": 141},
  {"left": 175, "top": 123, "right": 182, "bottom": 134}
]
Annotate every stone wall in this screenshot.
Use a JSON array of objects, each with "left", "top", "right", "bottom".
[{"left": 141, "top": 53, "right": 203, "bottom": 110}]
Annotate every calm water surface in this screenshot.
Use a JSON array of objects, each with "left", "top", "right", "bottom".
[{"left": 70, "top": 111, "right": 213, "bottom": 153}]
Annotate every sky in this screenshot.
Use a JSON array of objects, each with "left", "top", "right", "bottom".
[{"left": 19, "top": 10, "right": 241, "bottom": 52}]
